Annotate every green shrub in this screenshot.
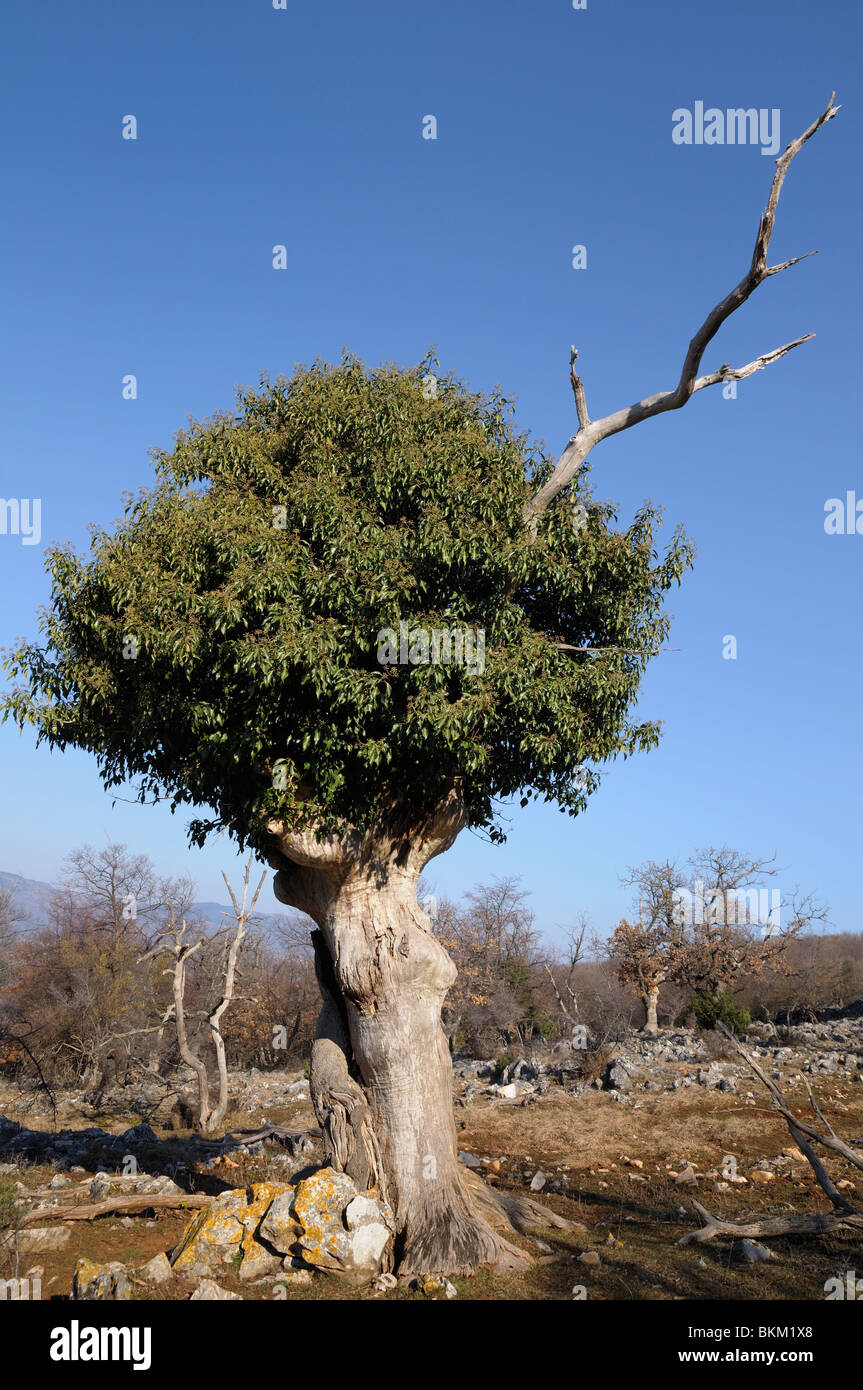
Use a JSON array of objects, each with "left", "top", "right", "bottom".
[
  {"left": 683, "top": 991, "right": 751, "bottom": 1036},
  {"left": 530, "top": 1012, "right": 559, "bottom": 1042},
  {"left": 0, "top": 1178, "right": 24, "bottom": 1235},
  {"left": 494, "top": 1053, "right": 514, "bottom": 1078}
]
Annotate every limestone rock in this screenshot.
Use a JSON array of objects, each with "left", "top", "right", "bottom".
[
  {"left": 258, "top": 1188, "right": 300, "bottom": 1254},
  {"left": 293, "top": 1167, "right": 394, "bottom": 1277},
  {"left": 17, "top": 1225, "right": 71, "bottom": 1252},
  {"left": 139, "top": 1252, "right": 172, "bottom": 1285},
  {"left": 72, "top": 1258, "right": 132, "bottom": 1300},
  {"left": 170, "top": 1205, "right": 244, "bottom": 1275},
  {"left": 135, "top": 1174, "right": 184, "bottom": 1195},
  {"left": 168, "top": 1167, "right": 395, "bottom": 1284},
  {"left": 735, "top": 1239, "right": 775, "bottom": 1263}
]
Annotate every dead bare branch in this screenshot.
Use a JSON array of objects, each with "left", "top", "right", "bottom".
[
  {"left": 677, "top": 1198, "right": 860, "bottom": 1245},
  {"left": 679, "top": 1021, "right": 863, "bottom": 1244},
  {"left": 526, "top": 95, "right": 839, "bottom": 525},
  {"left": 20, "top": 1193, "right": 213, "bottom": 1226}
]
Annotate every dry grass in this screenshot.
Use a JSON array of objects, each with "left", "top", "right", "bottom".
[{"left": 2, "top": 1074, "right": 862, "bottom": 1300}]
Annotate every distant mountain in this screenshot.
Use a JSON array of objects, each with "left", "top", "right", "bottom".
[
  {"left": 0, "top": 871, "right": 59, "bottom": 926},
  {"left": 0, "top": 870, "right": 294, "bottom": 936}
]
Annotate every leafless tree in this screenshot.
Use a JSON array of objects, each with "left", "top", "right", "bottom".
[{"left": 140, "top": 858, "right": 265, "bottom": 1133}]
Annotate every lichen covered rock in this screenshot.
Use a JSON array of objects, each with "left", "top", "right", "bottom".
[
  {"left": 169, "top": 1167, "right": 394, "bottom": 1283},
  {"left": 169, "top": 1203, "right": 244, "bottom": 1275},
  {"left": 72, "top": 1258, "right": 132, "bottom": 1300}
]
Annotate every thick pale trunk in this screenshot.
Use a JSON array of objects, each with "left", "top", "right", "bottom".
[
  {"left": 643, "top": 985, "right": 659, "bottom": 1034},
  {"left": 329, "top": 876, "right": 505, "bottom": 1274},
  {"left": 266, "top": 802, "right": 528, "bottom": 1276}
]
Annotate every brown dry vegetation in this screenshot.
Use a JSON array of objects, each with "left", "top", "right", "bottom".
[{"left": 3, "top": 1071, "right": 861, "bottom": 1301}]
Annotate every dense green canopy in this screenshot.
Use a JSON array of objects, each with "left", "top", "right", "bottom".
[{"left": 3, "top": 353, "right": 693, "bottom": 850}]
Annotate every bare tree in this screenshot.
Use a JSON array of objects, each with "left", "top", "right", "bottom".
[
  {"left": 140, "top": 858, "right": 265, "bottom": 1134},
  {"left": 544, "top": 913, "right": 589, "bottom": 1033}
]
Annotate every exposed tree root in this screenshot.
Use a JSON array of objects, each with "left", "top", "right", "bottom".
[{"left": 458, "top": 1166, "right": 582, "bottom": 1270}]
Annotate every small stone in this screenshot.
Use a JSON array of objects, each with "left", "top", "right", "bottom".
[
  {"left": 578, "top": 1250, "right": 601, "bottom": 1266},
  {"left": 605, "top": 1061, "right": 632, "bottom": 1093},
  {"left": 414, "top": 1275, "right": 457, "bottom": 1298},
  {"left": 674, "top": 1164, "right": 697, "bottom": 1186},
  {"left": 189, "top": 1279, "right": 241, "bottom": 1300},
  {"left": 135, "top": 1174, "right": 184, "bottom": 1195},
  {"left": 736, "top": 1239, "right": 775, "bottom": 1263},
  {"left": 276, "top": 1268, "right": 313, "bottom": 1287},
  {"left": 529, "top": 1170, "right": 547, "bottom": 1192},
  {"left": 457, "top": 1151, "right": 482, "bottom": 1170}
]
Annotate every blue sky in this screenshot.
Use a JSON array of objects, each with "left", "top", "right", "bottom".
[{"left": 0, "top": 0, "right": 859, "bottom": 947}]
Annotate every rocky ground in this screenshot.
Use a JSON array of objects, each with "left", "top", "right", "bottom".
[
  {"left": 454, "top": 1015, "right": 863, "bottom": 1104},
  {"left": 1, "top": 1014, "right": 861, "bottom": 1300}
]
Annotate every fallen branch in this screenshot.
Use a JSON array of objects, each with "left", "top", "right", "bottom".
[
  {"left": 678, "top": 1023, "right": 863, "bottom": 1245},
  {"left": 677, "top": 1198, "right": 861, "bottom": 1245},
  {"left": 20, "top": 1192, "right": 214, "bottom": 1226},
  {"left": 196, "top": 1123, "right": 321, "bottom": 1149}
]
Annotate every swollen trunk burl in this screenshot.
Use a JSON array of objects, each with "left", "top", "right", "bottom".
[{"left": 266, "top": 804, "right": 527, "bottom": 1277}]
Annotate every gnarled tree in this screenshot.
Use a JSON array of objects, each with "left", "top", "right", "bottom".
[{"left": 1, "top": 97, "right": 836, "bottom": 1275}]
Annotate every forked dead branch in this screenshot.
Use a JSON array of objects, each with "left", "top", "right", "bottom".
[{"left": 526, "top": 94, "right": 840, "bottom": 528}]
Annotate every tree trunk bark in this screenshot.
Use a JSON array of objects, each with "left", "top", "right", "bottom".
[
  {"left": 265, "top": 798, "right": 529, "bottom": 1277},
  {"left": 643, "top": 985, "right": 659, "bottom": 1035}
]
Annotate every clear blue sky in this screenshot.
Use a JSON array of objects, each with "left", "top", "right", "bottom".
[{"left": 0, "top": 0, "right": 859, "bottom": 947}]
